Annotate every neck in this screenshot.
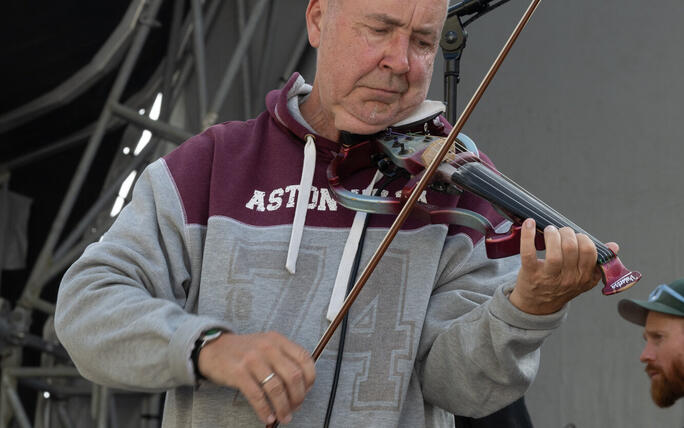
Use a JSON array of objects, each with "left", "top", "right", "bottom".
[{"left": 299, "top": 84, "right": 340, "bottom": 142}]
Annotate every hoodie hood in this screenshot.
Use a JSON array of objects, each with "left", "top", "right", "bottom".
[{"left": 266, "top": 73, "right": 340, "bottom": 163}]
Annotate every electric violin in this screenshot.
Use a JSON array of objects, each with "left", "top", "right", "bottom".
[{"left": 327, "top": 119, "right": 641, "bottom": 296}]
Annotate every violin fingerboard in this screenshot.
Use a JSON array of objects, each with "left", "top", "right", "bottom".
[{"left": 450, "top": 161, "right": 613, "bottom": 265}]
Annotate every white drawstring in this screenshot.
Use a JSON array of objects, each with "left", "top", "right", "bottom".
[
  {"left": 326, "top": 170, "right": 382, "bottom": 322},
  {"left": 286, "top": 134, "right": 317, "bottom": 274}
]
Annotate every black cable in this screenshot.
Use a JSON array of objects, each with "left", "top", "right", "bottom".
[{"left": 322, "top": 175, "right": 397, "bottom": 428}]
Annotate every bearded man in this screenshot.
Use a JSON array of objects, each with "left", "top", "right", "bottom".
[{"left": 619, "top": 278, "right": 684, "bottom": 407}]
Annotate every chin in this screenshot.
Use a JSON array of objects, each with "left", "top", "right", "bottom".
[
  {"left": 335, "top": 108, "right": 412, "bottom": 136},
  {"left": 650, "top": 360, "right": 684, "bottom": 407},
  {"left": 334, "top": 117, "right": 389, "bottom": 136}
]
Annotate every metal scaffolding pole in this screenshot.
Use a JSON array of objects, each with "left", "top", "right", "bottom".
[
  {"left": 0, "top": 0, "right": 146, "bottom": 134},
  {"left": 237, "top": 0, "right": 253, "bottom": 118},
  {"left": 190, "top": 0, "right": 209, "bottom": 126},
  {"left": 1, "top": 0, "right": 313, "bottom": 425},
  {"left": 203, "top": 0, "right": 270, "bottom": 128},
  {"left": 1, "top": 1, "right": 164, "bottom": 426},
  {"left": 19, "top": 0, "right": 166, "bottom": 312}
]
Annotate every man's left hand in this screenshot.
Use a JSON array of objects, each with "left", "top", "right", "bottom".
[{"left": 508, "top": 218, "right": 619, "bottom": 315}]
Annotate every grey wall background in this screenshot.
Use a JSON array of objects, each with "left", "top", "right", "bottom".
[
  {"left": 92, "top": 0, "right": 684, "bottom": 426},
  {"left": 426, "top": 1, "right": 684, "bottom": 427}
]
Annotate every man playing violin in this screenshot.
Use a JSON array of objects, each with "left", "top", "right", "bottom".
[
  {"left": 55, "top": 0, "right": 617, "bottom": 426},
  {"left": 619, "top": 279, "right": 684, "bottom": 408}
]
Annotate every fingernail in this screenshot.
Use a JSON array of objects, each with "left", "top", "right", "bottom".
[
  {"left": 284, "top": 414, "right": 293, "bottom": 424},
  {"left": 524, "top": 219, "right": 534, "bottom": 229},
  {"left": 267, "top": 414, "right": 275, "bottom": 424},
  {"left": 545, "top": 225, "right": 557, "bottom": 232}
]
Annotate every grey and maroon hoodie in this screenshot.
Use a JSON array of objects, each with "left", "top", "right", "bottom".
[{"left": 55, "top": 73, "right": 565, "bottom": 427}]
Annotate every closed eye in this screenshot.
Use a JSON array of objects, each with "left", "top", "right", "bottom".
[
  {"left": 415, "top": 38, "right": 433, "bottom": 48},
  {"left": 369, "top": 26, "right": 389, "bottom": 35}
]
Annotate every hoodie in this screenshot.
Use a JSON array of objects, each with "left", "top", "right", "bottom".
[{"left": 55, "top": 73, "right": 565, "bottom": 427}]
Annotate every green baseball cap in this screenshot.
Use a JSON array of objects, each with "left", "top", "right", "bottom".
[{"left": 618, "top": 278, "right": 684, "bottom": 326}]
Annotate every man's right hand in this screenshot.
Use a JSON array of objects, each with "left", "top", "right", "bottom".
[{"left": 197, "top": 331, "right": 316, "bottom": 425}]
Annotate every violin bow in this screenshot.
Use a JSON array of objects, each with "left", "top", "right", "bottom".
[
  {"left": 268, "top": 1, "right": 541, "bottom": 425},
  {"left": 312, "top": 0, "right": 542, "bottom": 362}
]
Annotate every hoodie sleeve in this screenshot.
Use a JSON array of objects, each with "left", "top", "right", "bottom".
[
  {"left": 55, "top": 159, "right": 233, "bottom": 392},
  {"left": 416, "top": 228, "right": 566, "bottom": 418}
]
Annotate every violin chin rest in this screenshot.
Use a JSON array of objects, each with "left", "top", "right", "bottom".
[{"left": 391, "top": 100, "right": 446, "bottom": 128}]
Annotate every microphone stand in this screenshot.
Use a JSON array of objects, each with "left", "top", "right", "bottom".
[
  {"left": 441, "top": 0, "right": 514, "bottom": 124},
  {"left": 441, "top": 10, "right": 467, "bottom": 124},
  {"left": 441, "top": 2, "right": 534, "bottom": 427}
]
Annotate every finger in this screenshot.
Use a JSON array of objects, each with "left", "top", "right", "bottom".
[
  {"left": 541, "top": 225, "right": 562, "bottom": 275},
  {"left": 260, "top": 371, "right": 293, "bottom": 424},
  {"left": 558, "top": 227, "right": 579, "bottom": 276},
  {"left": 519, "top": 219, "right": 540, "bottom": 271},
  {"left": 270, "top": 353, "right": 307, "bottom": 412},
  {"left": 605, "top": 241, "right": 619, "bottom": 254},
  {"left": 241, "top": 338, "right": 293, "bottom": 424},
  {"left": 279, "top": 340, "right": 316, "bottom": 391},
  {"left": 237, "top": 371, "right": 277, "bottom": 425},
  {"left": 591, "top": 264, "right": 604, "bottom": 285},
  {"left": 576, "top": 233, "right": 599, "bottom": 286}
]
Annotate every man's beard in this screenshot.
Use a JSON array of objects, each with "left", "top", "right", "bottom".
[{"left": 649, "top": 358, "right": 684, "bottom": 407}]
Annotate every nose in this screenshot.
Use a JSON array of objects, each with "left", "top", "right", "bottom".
[
  {"left": 640, "top": 342, "right": 655, "bottom": 363},
  {"left": 380, "top": 33, "right": 410, "bottom": 75}
]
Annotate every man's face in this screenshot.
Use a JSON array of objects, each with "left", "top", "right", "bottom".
[
  {"left": 305, "top": 0, "right": 447, "bottom": 137},
  {"left": 641, "top": 311, "right": 684, "bottom": 407}
]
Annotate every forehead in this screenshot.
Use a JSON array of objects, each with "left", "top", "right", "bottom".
[
  {"left": 645, "top": 311, "right": 684, "bottom": 333},
  {"left": 336, "top": 0, "right": 448, "bottom": 29}
]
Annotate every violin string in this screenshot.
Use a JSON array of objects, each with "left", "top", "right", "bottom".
[
  {"left": 465, "top": 164, "right": 612, "bottom": 259},
  {"left": 416, "top": 134, "right": 613, "bottom": 259},
  {"left": 467, "top": 165, "right": 590, "bottom": 236},
  {"left": 445, "top": 137, "right": 582, "bottom": 225},
  {"left": 393, "top": 131, "right": 610, "bottom": 257},
  {"left": 386, "top": 131, "right": 613, "bottom": 260},
  {"left": 428, "top": 134, "right": 576, "bottom": 228},
  {"left": 465, "top": 169, "right": 612, "bottom": 261},
  {"left": 459, "top": 164, "right": 612, "bottom": 260}
]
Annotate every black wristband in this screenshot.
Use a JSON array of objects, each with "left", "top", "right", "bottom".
[{"left": 191, "top": 329, "right": 223, "bottom": 384}]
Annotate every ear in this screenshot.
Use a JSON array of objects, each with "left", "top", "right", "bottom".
[{"left": 305, "top": 0, "right": 325, "bottom": 48}]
